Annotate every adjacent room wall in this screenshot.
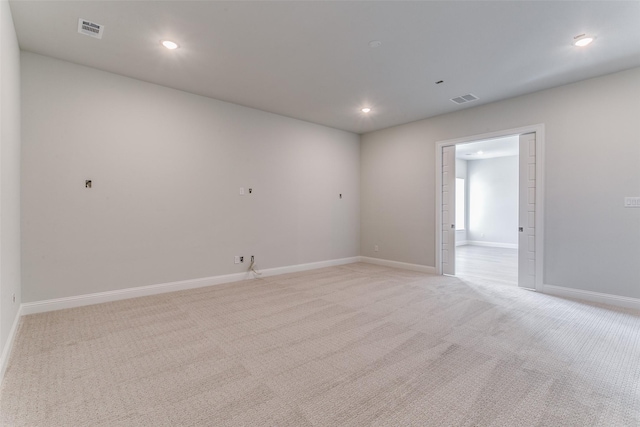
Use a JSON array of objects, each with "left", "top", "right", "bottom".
[
  {"left": 455, "top": 158, "right": 467, "bottom": 244},
  {"left": 467, "top": 156, "right": 518, "bottom": 246},
  {"left": 0, "top": 0, "right": 22, "bottom": 368},
  {"left": 21, "top": 52, "right": 360, "bottom": 303},
  {"left": 361, "top": 67, "right": 640, "bottom": 299}
]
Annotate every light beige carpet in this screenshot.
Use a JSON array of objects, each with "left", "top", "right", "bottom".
[{"left": 1, "top": 263, "right": 639, "bottom": 426}]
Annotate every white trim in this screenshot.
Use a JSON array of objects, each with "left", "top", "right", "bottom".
[
  {"left": 466, "top": 241, "right": 518, "bottom": 249},
  {"left": 257, "top": 257, "right": 360, "bottom": 278},
  {"left": 435, "top": 124, "right": 545, "bottom": 292},
  {"left": 0, "top": 306, "right": 22, "bottom": 383},
  {"left": 455, "top": 240, "right": 469, "bottom": 247},
  {"left": 535, "top": 128, "right": 546, "bottom": 293},
  {"left": 21, "top": 257, "right": 361, "bottom": 315},
  {"left": 543, "top": 284, "right": 640, "bottom": 311},
  {"left": 360, "top": 256, "right": 436, "bottom": 274}
]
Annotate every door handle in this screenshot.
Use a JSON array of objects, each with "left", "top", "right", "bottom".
[
  {"left": 451, "top": 224, "right": 455, "bottom": 229},
  {"left": 519, "top": 227, "right": 524, "bottom": 232}
]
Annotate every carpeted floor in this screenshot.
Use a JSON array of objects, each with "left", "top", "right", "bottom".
[{"left": 1, "top": 263, "right": 639, "bottom": 426}]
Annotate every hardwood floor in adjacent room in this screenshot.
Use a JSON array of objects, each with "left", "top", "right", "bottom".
[
  {"left": 2, "top": 263, "right": 639, "bottom": 426},
  {"left": 455, "top": 244, "right": 518, "bottom": 285}
]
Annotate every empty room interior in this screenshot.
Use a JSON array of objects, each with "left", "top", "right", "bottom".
[
  {"left": 453, "top": 136, "right": 520, "bottom": 285},
  {"left": 1, "top": 1, "right": 639, "bottom": 426}
]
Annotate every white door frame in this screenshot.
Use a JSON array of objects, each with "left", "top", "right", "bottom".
[
  {"left": 441, "top": 145, "right": 457, "bottom": 275},
  {"left": 434, "top": 124, "right": 545, "bottom": 292}
]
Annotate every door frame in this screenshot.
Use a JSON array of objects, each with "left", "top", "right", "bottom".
[{"left": 434, "top": 124, "right": 545, "bottom": 292}]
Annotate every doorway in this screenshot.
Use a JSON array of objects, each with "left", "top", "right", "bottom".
[
  {"left": 435, "top": 125, "right": 544, "bottom": 291},
  {"left": 454, "top": 136, "right": 519, "bottom": 285}
]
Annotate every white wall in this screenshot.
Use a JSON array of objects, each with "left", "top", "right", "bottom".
[
  {"left": 0, "top": 0, "right": 22, "bottom": 369},
  {"left": 455, "top": 158, "right": 467, "bottom": 179},
  {"left": 455, "top": 158, "right": 467, "bottom": 244},
  {"left": 361, "top": 67, "right": 640, "bottom": 299},
  {"left": 21, "top": 52, "right": 360, "bottom": 303},
  {"left": 467, "top": 156, "right": 518, "bottom": 246}
]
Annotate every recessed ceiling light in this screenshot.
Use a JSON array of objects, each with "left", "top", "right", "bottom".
[
  {"left": 368, "top": 40, "right": 382, "bottom": 48},
  {"left": 361, "top": 108, "right": 371, "bottom": 113},
  {"left": 573, "top": 34, "right": 595, "bottom": 47},
  {"left": 161, "top": 40, "right": 179, "bottom": 50}
]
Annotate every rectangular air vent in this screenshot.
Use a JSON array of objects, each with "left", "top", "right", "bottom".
[
  {"left": 78, "top": 18, "right": 104, "bottom": 39},
  {"left": 450, "top": 93, "right": 479, "bottom": 105}
]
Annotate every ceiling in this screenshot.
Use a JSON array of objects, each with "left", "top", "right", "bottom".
[
  {"left": 9, "top": 1, "right": 640, "bottom": 134},
  {"left": 456, "top": 136, "right": 519, "bottom": 160}
]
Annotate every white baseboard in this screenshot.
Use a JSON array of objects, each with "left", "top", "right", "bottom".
[
  {"left": 359, "top": 256, "right": 436, "bottom": 274},
  {"left": 543, "top": 284, "right": 640, "bottom": 311},
  {"left": 467, "top": 241, "right": 518, "bottom": 249},
  {"left": 21, "top": 257, "right": 361, "bottom": 316},
  {"left": 258, "top": 257, "right": 360, "bottom": 278},
  {"left": 455, "top": 240, "right": 469, "bottom": 247},
  {"left": 1, "top": 305, "right": 22, "bottom": 383}
]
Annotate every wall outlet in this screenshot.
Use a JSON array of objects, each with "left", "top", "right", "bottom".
[
  {"left": 374, "top": 245, "right": 379, "bottom": 252},
  {"left": 234, "top": 256, "right": 240, "bottom": 264},
  {"left": 239, "top": 187, "right": 245, "bottom": 195}
]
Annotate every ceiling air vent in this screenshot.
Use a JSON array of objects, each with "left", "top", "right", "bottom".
[
  {"left": 78, "top": 18, "right": 104, "bottom": 39},
  {"left": 450, "top": 94, "right": 479, "bottom": 105}
]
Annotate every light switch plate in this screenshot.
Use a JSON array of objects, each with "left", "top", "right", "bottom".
[{"left": 624, "top": 197, "right": 640, "bottom": 207}]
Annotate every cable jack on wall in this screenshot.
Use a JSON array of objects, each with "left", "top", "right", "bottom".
[{"left": 249, "top": 255, "right": 262, "bottom": 277}]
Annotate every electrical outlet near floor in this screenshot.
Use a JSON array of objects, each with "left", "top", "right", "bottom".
[
  {"left": 374, "top": 245, "right": 379, "bottom": 252},
  {"left": 234, "top": 256, "right": 240, "bottom": 264}
]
